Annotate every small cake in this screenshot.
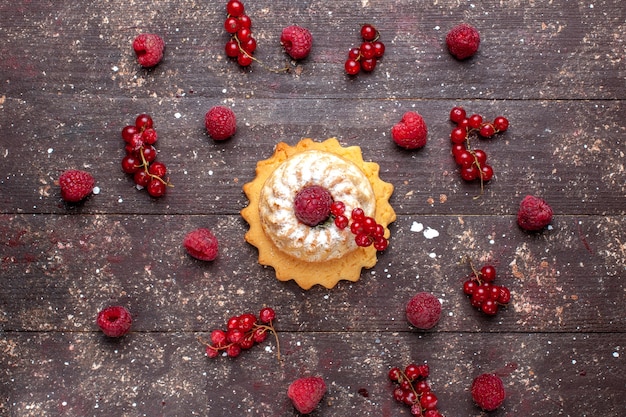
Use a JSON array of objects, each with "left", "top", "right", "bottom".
[{"left": 241, "top": 138, "right": 396, "bottom": 289}]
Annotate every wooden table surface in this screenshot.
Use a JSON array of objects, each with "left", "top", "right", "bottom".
[{"left": 1, "top": 1, "right": 625, "bottom": 416}]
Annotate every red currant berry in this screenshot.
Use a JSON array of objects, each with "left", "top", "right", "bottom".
[
  {"left": 488, "top": 285, "right": 501, "bottom": 301},
  {"left": 372, "top": 41, "right": 385, "bottom": 58},
  {"left": 242, "top": 37, "right": 257, "bottom": 54},
  {"left": 403, "top": 390, "right": 418, "bottom": 406},
  {"left": 415, "top": 379, "right": 431, "bottom": 394},
  {"left": 226, "top": 344, "right": 241, "bottom": 358},
  {"left": 348, "top": 47, "right": 361, "bottom": 60},
  {"left": 420, "top": 392, "right": 438, "bottom": 410},
  {"left": 224, "top": 17, "right": 240, "bottom": 34},
  {"left": 451, "top": 143, "right": 466, "bottom": 158},
  {"left": 473, "top": 149, "right": 487, "bottom": 166},
  {"left": 141, "top": 145, "right": 157, "bottom": 163},
  {"left": 472, "top": 286, "right": 489, "bottom": 304},
  {"left": 460, "top": 165, "right": 480, "bottom": 181},
  {"left": 237, "top": 52, "right": 253, "bottom": 67},
  {"left": 480, "top": 164, "right": 494, "bottom": 181},
  {"left": 210, "top": 329, "right": 227, "bottom": 345},
  {"left": 450, "top": 127, "right": 468, "bottom": 144},
  {"left": 497, "top": 286, "right": 511, "bottom": 304},
  {"left": 226, "top": 328, "right": 245, "bottom": 344},
  {"left": 454, "top": 149, "right": 474, "bottom": 167},
  {"left": 238, "top": 313, "right": 257, "bottom": 332},
  {"left": 148, "top": 161, "right": 167, "bottom": 178},
  {"left": 334, "top": 214, "right": 349, "bottom": 229},
  {"left": 393, "top": 387, "right": 405, "bottom": 402},
  {"left": 351, "top": 207, "right": 365, "bottom": 221},
  {"left": 449, "top": 106, "right": 466, "bottom": 123},
  {"left": 121, "top": 155, "right": 141, "bottom": 174},
  {"left": 404, "top": 364, "right": 420, "bottom": 381},
  {"left": 468, "top": 114, "right": 483, "bottom": 129},
  {"left": 463, "top": 279, "right": 478, "bottom": 295},
  {"left": 226, "top": 0, "right": 245, "bottom": 17},
  {"left": 146, "top": 178, "right": 166, "bottom": 197},
  {"left": 237, "top": 27, "right": 251, "bottom": 43},
  {"left": 360, "top": 24, "right": 378, "bottom": 41},
  {"left": 239, "top": 337, "right": 254, "bottom": 350},
  {"left": 206, "top": 345, "right": 219, "bottom": 358},
  {"left": 478, "top": 123, "right": 496, "bottom": 138},
  {"left": 135, "top": 114, "right": 153, "bottom": 131},
  {"left": 141, "top": 128, "right": 158, "bottom": 145},
  {"left": 355, "top": 232, "right": 373, "bottom": 247},
  {"left": 225, "top": 40, "right": 240, "bottom": 57},
  {"left": 457, "top": 118, "right": 470, "bottom": 130},
  {"left": 388, "top": 367, "right": 402, "bottom": 382},
  {"left": 345, "top": 59, "right": 360, "bottom": 75},
  {"left": 480, "top": 265, "right": 496, "bottom": 282},
  {"left": 330, "top": 201, "right": 345, "bottom": 216},
  {"left": 133, "top": 170, "right": 151, "bottom": 187},
  {"left": 361, "top": 58, "right": 376, "bottom": 72},
  {"left": 252, "top": 327, "right": 267, "bottom": 343},
  {"left": 481, "top": 299, "right": 499, "bottom": 315},
  {"left": 359, "top": 42, "right": 376, "bottom": 59},
  {"left": 121, "top": 125, "right": 139, "bottom": 142},
  {"left": 493, "top": 116, "right": 509, "bottom": 132},
  {"left": 227, "top": 316, "right": 240, "bottom": 330},
  {"left": 259, "top": 307, "right": 276, "bottom": 323},
  {"left": 238, "top": 14, "right": 251, "bottom": 29},
  {"left": 373, "top": 236, "right": 388, "bottom": 251}
]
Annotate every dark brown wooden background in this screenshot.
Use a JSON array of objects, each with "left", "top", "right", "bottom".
[{"left": 1, "top": 1, "right": 625, "bottom": 416}]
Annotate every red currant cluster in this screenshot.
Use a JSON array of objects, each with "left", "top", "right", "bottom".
[
  {"left": 223, "top": 0, "right": 256, "bottom": 67},
  {"left": 448, "top": 106, "right": 509, "bottom": 183},
  {"left": 201, "top": 307, "right": 280, "bottom": 359},
  {"left": 389, "top": 364, "right": 444, "bottom": 417},
  {"left": 344, "top": 24, "right": 385, "bottom": 75},
  {"left": 120, "top": 114, "right": 171, "bottom": 198},
  {"left": 462, "top": 259, "right": 511, "bottom": 315},
  {"left": 330, "top": 203, "right": 388, "bottom": 251}
]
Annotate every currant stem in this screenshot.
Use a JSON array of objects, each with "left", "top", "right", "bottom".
[{"left": 138, "top": 144, "right": 172, "bottom": 187}]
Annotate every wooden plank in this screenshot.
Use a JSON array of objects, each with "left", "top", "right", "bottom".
[
  {"left": 2, "top": 213, "right": 624, "bottom": 333},
  {"left": 1, "top": 332, "right": 624, "bottom": 416},
  {"left": 1, "top": 98, "right": 624, "bottom": 216},
  {"left": 0, "top": 1, "right": 624, "bottom": 100}
]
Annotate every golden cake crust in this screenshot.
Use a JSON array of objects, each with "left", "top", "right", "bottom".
[{"left": 241, "top": 138, "right": 396, "bottom": 289}]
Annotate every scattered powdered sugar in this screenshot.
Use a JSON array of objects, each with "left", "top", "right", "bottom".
[
  {"left": 410, "top": 221, "right": 424, "bottom": 232},
  {"left": 410, "top": 222, "right": 439, "bottom": 239},
  {"left": 92, "top": 186, "right": 100, "bottom": 195},
  {"left": 423, "top": 227, "right": 440, "bottom": 239}
]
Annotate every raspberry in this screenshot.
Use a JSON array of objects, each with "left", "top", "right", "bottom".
[
  {"left": 517, "top": 195, "right": 553, "bottom": 231},
  {"left": 446, "top": 24, "right": 480, "bottom": 60},
  {"left": 391, "top": 111, "right": 428, "bottom": 149},
  {"left": 287, "top": 376, "right": 327, "bottom": 414},
  {"left": 183, "top": 228, "right": 219, "bottom": 261},
  {"left": 205, "top": 106, "right": 237, "bottom": 141},
  {"left": 132, "top": 33, "right": 165, "bottom": 68},
  {"left": 405, "top": 292, "right": 441, "bottom": 330},
  {"left": 293, "top": 185, "right": 333, "bottom": 227},
  {"left": 280, "top": 25, "right": 313, "bottom": 60},
  {"left": 58, "top": 169, "right": 95, "bottom": 203},
  {"left": 471, "top": 373, "right": 506, "bottom": 411},
  {"left": 97, "top": 306, "right": 132, "bottom": 337}
]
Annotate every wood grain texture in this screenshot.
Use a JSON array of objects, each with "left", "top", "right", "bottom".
[{"left": 1, "top": 0, "right": 624, "bottom": 416}]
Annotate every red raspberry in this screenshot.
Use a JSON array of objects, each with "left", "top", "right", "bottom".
[
  {"left": 446, "top": 24, "right": 480, "bottom": 60},
  {"left": 205, "top": 106, "right": 237, "bottom": 141},
  {"left": 59, "top": 169, "right": 95, "bottom": 203},
  {"left": 391, "top": 111, "right": 428, "bottom": 149},
  {"left": 97, "top": 306, "right": 132, "bottom": 337},
  {"left": 280, "top": 25, "right": 313, "bottom": 60},
  {"left": 293, "top": 185, "right": 333, "bottom": 227},
  {"left": 471, "top": 373, "right": 506, "bottom": 411},
  {"left": 183, "top": 228, "right": 219, "bottom": 261},
  {"left": 132, "top": 33, "right": 165, "bottom": 68},
  {"left": 405, "top": 292, "right": 442, "bottom": 330},
  {"left": 287, "top": 376, "right": 327, "bottom": 414},
  {"left": 517, "top": 195, "right": 553, "bottom": 231}
]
